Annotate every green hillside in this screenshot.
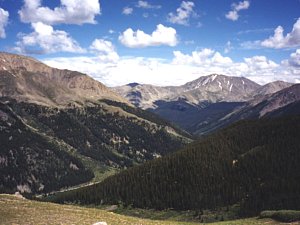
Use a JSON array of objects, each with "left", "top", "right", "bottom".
[
  {"left": 0, "top": 102, "right": 93, "bottom": 194},
  {"left": 0, "top": 98, "right": 190, "bottom": 194},
  {"left": 47, "top": 116, "right": 300, "bottom": 216}
]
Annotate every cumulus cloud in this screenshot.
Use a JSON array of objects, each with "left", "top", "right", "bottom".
[
  {"left": 19, "top": 0, "right": 100, "bottom": 25},
  {"left": 167, "top": 1, "right": 196, "bottom": 26},
  {"left": 244, "top": 56, "right": 278, "bottom": 70},
  {"left": 136, "top": 1, "right": 161, "bottom": 9},
  {"left": 0, "top": 8, "right": 9, "bottom": 38},
  {"left": 261, "top": 18, "right": 300, "bottom": 49},
  {"left": 119, "top": 24, "right": 178, "bottom": 48},
  {"left": 173, "top": 49, "right": 233, "bottom": 66},
  {"left": 122, "top": 7, "right": 133, "bottom": 15},
  {"left": 286, "top": 49, "right": 300, "bottom": 67},
  {"left": 90, "top": 39, "right": 119, "bottom": 62},
  {"left": 15, "top": 22, "right": 84, "bottom": 54},
  {"left": 226, "top": 0, "right": 250, "bottom": 21}
]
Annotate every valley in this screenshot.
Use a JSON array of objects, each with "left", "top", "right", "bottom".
[{"left": 1, "top": 0, "right": 300, "bottom": 224}]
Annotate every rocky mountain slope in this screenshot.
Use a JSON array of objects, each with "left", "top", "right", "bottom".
[
  {"left": 178, "top": 74, "right": 260, "bottom": 104},
  {"left": 0, "top": 52, "right": 191, "bottom": 194},
  {"left": 0, "top": 52, "right": 126, "bottom": 107},
  {"left": 192, "top": 84, "right": 300, "bottom": 135}
]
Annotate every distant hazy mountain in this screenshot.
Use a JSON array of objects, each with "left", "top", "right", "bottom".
[
  {"left": 253, "top": 80, "right": 293, "bottom": 98},
  {"left": 114, "top": 74, "right": 260, "bottom": 109},
  {"left": 178, "top": 74, "right": 260, "bottom": 104},
  {"left": 0, "top": 52, "right": 191, "bottom": 194},
  {"left": 113, "top": 83, "right": 182, "bottom": 109},
  {"left": 114, "top": 75, "right": 298, "bottom": 135}
]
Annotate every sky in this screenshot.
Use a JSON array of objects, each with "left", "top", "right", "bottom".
[{"left": 0, "top": 0, "right": 300, "bottom": 86}]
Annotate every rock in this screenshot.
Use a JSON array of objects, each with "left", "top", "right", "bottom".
[{"left": 92, "top": 222, "right": 107, "bottom": 225}]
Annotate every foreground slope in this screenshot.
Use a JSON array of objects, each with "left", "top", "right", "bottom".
[
  {"left": 0, "top": 194, "right": 282, "bottom": 225},
  {"left": 49, "top": 116, "right": 300, "bottom": 216},
  {"left": 0, "top": 194, "right": 196, "bottom": 225}
]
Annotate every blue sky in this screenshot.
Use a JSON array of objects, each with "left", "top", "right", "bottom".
[{"left": 0, "top": 0, "right": 300, "bottom": 86}]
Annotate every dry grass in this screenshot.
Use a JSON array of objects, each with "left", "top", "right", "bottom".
[
  {"left": 0, "top": 194, "right": 289, "bottom": 225},
  {"left": 0, "top": 195, "right": 197, "bottom": 225}
]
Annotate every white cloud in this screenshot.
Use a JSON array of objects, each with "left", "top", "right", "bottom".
[
  {"left": 89, "top": 39, "right": 119, "bottom": 62},
  {"left": 261, "top": 18, "right": 300, "bottom": 49},
  {"left": 244, "top": 56, "right": 278, "bottom": 70},
  {"left": 15, "top": 22, "right": 84, "bottom": 54},
  {"left": 224, "top": 41, "right": 232, "bottom": 54},
  {"left": 19, "top": 0, "right": 100, "bottom": 25},
  {"left": 122, "top": 7, "right": 133, "bottom": 15},
  {"left": 241, "top": 18, "right": 300, "bottom": 49},
  {"left": 90, "top": 39, "right": 114, "bottom": 54},
  {"left": 0, "top": 8, "right": 9, "bottom": 38},
  {"left": 226, "top": 0, "right": 250, "bottom": 21},
  {"left": 167, "top": 1, "right": 196, "bottom": 26},
  {"left": 285, "top": 49, "right": 300, "bottom": 67},
  {"left": 172, "top": 48, "right": 232, "bottom": 66},
  {"left": 119, "top": 24, "right": 178, "bottom": 48},
  {"left": 226, "top": 11, "right": 238, "bottom": 21},
  {"left": 136, "top": 1, "right": 161, "bottom": 9},
  {"left": 234, "top": 1, "right": 250, "bottom": 11}
]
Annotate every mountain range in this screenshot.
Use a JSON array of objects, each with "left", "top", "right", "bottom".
[{"left": 114, "top": 75, "right": 297, "bottom": 135}]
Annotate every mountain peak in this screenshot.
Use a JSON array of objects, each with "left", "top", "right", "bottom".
[
  {"left": 179, "top": 74, "right": 260, "bottom": 103},
  {"left": 0, "top": 52, "right": 53, "bottom": 74},
  {"left": 127, "top": 82, "right": 140, "bottom": 88}
]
